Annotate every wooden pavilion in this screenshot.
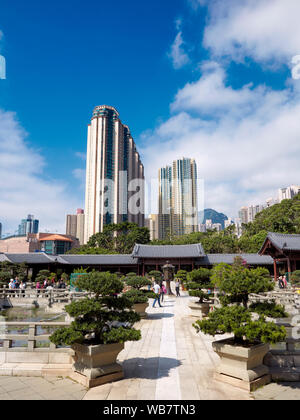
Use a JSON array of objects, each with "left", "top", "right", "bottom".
[{"left": 259, "top": 232, "right": 300, "bottom": 281}]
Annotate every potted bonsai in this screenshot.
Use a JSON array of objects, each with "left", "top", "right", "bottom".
[
  {"left": 123, "top": 275, "right": 154, "bottom": 318},
  {"left": 186, "top": 268, "right": 213, "bottom": 318},
  {"left": 49, "top": 271, "right": 141, "bottom": 388},
  {"left": 193, "top": 257, "right": 286, "bottom": 391}
]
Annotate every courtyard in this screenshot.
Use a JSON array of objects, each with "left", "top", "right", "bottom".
[{"left": 0, "top": 291, "right": 299, "bottom": 401}]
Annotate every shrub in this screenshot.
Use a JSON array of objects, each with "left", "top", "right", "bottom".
[
  {"left": 249, "top": 302, "right": 288, "bottom": 319},
  {"left": 0, "top": 271, "right": 11, "bottom": 285},
  {"left": 194, "top": 306, "right": 286, "bottom": 345},
  {"left": 125, "top": 275, "right": 152, "bottom": 291},
  {"left": 193, "top": 262, "right": 286, "bottom": 345},
  {"left": 49, "top": 271, "right": 141, "bottom": 346},
  {"left": 148, "top": 270, "right": 162, "bottom": 282},
  {"left": 211, "top": 262, "right": 273, "bottom": 308},
  {"left": 291, "top": 271, "right": 300, "bottom": 286},
  {"left": 123, "top": 289, "right": 148, "bottom": 304},
  {"left": 186, "top": 268, "right": 212, "bottom": 303}
]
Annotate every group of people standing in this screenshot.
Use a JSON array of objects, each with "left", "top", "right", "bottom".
[
  {"left": 8, "top": 277, "right": 26, "bottom": 291},
  {"left": 35, "top": 278, "right": 67, "bottom": 291},
  {"left": 151, "top": 277, "right": 182, "bottom": 308}
]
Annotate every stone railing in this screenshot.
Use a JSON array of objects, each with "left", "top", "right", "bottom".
[
  {"left": 249, "top": 290, "right": 300, "bottom": 314},
  {"left": 0, "top": 321, "right": 71, "bottom": 352},
  {"left": 0, "top": 288, "right": 90, "bottom": 306}
]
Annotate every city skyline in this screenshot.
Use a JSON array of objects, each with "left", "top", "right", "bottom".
[{"left": 1, "top": 1, "right": 300, "bottom": 235}]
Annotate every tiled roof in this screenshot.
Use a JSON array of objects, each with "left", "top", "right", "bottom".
[
  {"left": 0, "top": 253, "right": 10, "bottom": 262},
  {"left": 132, "top": 244, "right": 205, "bottom": 259},
  {"left": 197, "top": 254, "right": 274, "bottom": 266},
  {"left": 260, "top": 232, "right": 300, "bottom": 253},
  {"left": 4, "top": 253, "right": 57, "bottom": 264},
  {"left": 57, "top": 254, "right": 138, "bottom": 265},
  {"left": 39, "top": 234, "right": 73, "bottom": 242}
]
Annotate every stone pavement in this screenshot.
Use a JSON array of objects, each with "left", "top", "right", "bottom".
[{"left": 0, "top": 292, "right": 299, "bottom": 400}]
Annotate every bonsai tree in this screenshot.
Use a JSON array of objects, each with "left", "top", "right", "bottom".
[
  {"left": 49, "top": 271, "right": 141, "bottom": 346},
  {"left": 193, "top": 260, "right": 286, "bottom": 345},
  {"left": 211, "top": 257, "right": 274, "bottom": 308},
  {"left": 148, "top": 270, "right": 162, "bottom": 283},
  {"left": 186, "top": 268, "right": 212, "bottom": 304},
  {"left": 125, "top": 275, "right": 152, "bottom": 291},
  {"left": 124, "top": 275, "right": 155, "bottom": 299},
  {"left": 123, "top": 289, "right": 149, "bottom": 305},
  {"left": 291, "top": 270, "right": 300, "bottom": 287},
  {"left": 194, "top": 305, "right": 286, "bottom": 345}
]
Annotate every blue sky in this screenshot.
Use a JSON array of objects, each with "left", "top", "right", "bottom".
[{"left": 1, "top": 0, "right": 300, "bottom": 235}]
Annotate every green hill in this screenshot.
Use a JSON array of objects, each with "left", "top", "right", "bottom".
[{"left": 199, "top": 209, "right": 228, "bottom": 230}]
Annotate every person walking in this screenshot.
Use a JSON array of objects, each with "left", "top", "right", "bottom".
[
  {"left": 175, "top": 278, "right": 181, "bottom": 297},
  {"left": 152, "top": 281, "right": 162, "bottom": 308}
]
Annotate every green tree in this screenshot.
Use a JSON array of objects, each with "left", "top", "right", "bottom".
[
  {"left": 193, "top": 260, "right": 287, "bottom": 345},
  {"left": 148, "top": 270, "right": 162, "bottom": 283},
  {"left": 71, "top": 222, "right": 150, "bottom": 255},
  {"left": 211, "top": 257, "right": 273, "bottom": 308},
  {"left": 50, "top": 271, "right": 141, "bottom": 346},
  {"left": 186, "top": 268, "right": 212, "bottom": 303},
  {"left": 291, "top": 271, "right": 300, "bottom": 286}
]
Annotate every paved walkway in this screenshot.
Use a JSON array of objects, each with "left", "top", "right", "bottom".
[{"left": 0, "top": 292, "right": 299, "bottom": 400}]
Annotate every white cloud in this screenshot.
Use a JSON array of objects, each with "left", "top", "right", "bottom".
[
  {"left": 140, "top": 64, "right": 300, "bottom": 218},
  {"left": 168, "top": 31, "right": 190, "bottom": 70},
  {"left": 0, "top": 110, "right": 80, "bottom": 236},
  {"left": 197, "top": 0, "right": 300, "bottom": 65}
]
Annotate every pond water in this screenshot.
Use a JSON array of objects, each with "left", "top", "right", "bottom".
[{"left": 0, "top": 307, "right": 67, "bottom": 349}]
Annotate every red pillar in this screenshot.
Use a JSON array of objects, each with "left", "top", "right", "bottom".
[{"left": 274, "top": 260, "right": 278, "bottom": 283}]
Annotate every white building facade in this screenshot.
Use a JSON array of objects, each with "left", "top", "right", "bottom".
[{"left": 84, "top": 106, "right": 144, "bottom": 243}]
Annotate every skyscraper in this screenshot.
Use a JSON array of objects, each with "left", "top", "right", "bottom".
[
  {"left": 84, "top": 105, "right": 144, "bottom": 243},
  {"left": 158, "top": 158, "right": 198, "bottom": 239},
  {"left": 18, "top": 215, "right": 39, "bottom": 236},
  {"left": 66, "top": 209, "right": 85, "bottom": 245}
]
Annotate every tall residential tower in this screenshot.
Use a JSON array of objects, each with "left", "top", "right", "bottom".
[
  {"left": 158, "top": 158, "right": 198, "bottom": 240},
  {"left": 84, "top": 106, "right": 144, "bottom": 243}
]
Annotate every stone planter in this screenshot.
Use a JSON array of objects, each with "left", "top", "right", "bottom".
[
  {"left": 188, "top": 299, "right": 210, "bottom": 319},
  {"left": 133, "top": 302, "right": 149, "bottom": 319},
  {"left": 212, "top": 338, "right": 271, "bottom": 391},
  {"left": 70, "top": 342, "right": 124, "bottom": 388}
]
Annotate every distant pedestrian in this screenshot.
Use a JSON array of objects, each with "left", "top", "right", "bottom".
[
  {"left": 19, "top": 281, "right": 26, "bottom": 297},
  {"left": 175, "top": 278, "right": 181, "bottom": 297},
  {"left": 36, "top": 281, "right": 41, "bottom": 295},
  {"left": 283, "top": 275, "right": 288, "bottom": 288},
  {"left": 160, "top": 283, "right": 166, "bottom": 302},
  {"left": 152, "top": 282, "right": 162, "bottom": 308},
  {"left": 278, "top": 276, "right": 284, "bottom": 289}
]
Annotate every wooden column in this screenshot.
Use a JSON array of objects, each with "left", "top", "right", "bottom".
[{"left": 274, "top": 260, "right": 278, "bottom": 282}]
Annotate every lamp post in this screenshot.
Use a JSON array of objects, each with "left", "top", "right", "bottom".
[{"left": 163, "top": 261, "right": 175, "bottom": 295}]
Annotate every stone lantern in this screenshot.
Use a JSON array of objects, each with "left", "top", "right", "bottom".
[{"left": 163, "top": 261, "right": 175, "bottom": 295}]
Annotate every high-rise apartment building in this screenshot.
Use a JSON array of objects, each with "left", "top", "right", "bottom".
[
  {"left": 84, "top": 106, "right": 144, "bottom": 243},
  {"left": 18, "top": 215, "right": 39, "bottom": 236},
  {"left": 278, "top": 185, "right": 300, "bottom": 203},
  {"left": 158, "top": 158, "right": 198, "bottom": 240},
  {"left": 66, "top": 209, "right": 85, "bottom": 245},
  {"left": 145, "top": 214, "right": 159, "bottom": 241}
]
